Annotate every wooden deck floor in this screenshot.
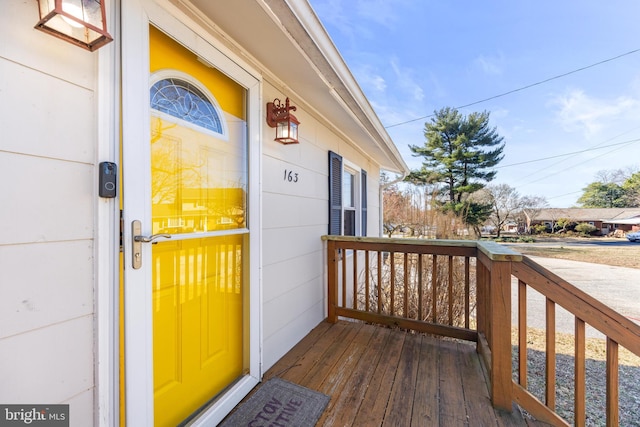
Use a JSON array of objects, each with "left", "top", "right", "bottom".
[{"left": 252, "top": 320, "right": 546, "bottom": 427}]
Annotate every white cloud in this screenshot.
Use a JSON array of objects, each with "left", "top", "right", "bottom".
[
  {"left": 354, "top": 0, "right": 409, "bottom": 29},
  {"left": 629, "top": 73, "right": 640, "bottom": 94},
  {"left": 310, "top": 0, "right": 364, "bottom": 43},
  {"left": 490, "top": 108, "right": 509, "bottom": 120},
  {"left": 312, "top": 0, "right": 348, "bottom": 30},
  {"left": 551, "top": 89, "right": 640, "bottom": 138},
  {"left": 312, "top": 0, "right": 410, "bottom": 42},
  {"left": 427, "top": 72, "right": 448, "bottom": 100},
  {"left": 353, "top": 64, "right": 387, "bottom": 93},
  {"left": 370, "top": 75, "right": 387, "bottom": 92},
  {"left": 354, "top": 57, "right": 426, "bottom": 129},
  {"left": 389, "top": 57, "right": 424, "bottom": 102},
  {"left": 474, "top": 54, "right": 504, "bottom": 76}
]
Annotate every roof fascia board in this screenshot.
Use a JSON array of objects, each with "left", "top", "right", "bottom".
[
  {"left": 170, "top": 0, "right": 408, "bottom": 174},
  {"left": 279, "top": 0, "right": 408, "bottom": 174},
  {"left": 169, "top": 0, "right": 388, "bottom": 171}
]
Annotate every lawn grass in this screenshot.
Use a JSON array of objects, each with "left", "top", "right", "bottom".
[{"left": 505, "top": 237, "right": 640, "bottom": 269}]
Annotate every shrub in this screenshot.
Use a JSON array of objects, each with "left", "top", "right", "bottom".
[
  {"left": 357, "top": 252, "right": 475, "bottom": 328},
  {"left": 553, "top": 218, "right": 579, "bottom": 233},
  {"left": 532, "top": 224, "right": 548, "bottom": 234},
  {"left": 575, "top": 222, "right": 597, "bottom": 235}
]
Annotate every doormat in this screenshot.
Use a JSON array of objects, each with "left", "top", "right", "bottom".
[{"left": 219, "top": 377, "right": 330, "bottom": 427}]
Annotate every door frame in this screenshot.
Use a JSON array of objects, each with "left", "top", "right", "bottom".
[{"left": 121, "top": 1, "right": 262, "bottom": 425}]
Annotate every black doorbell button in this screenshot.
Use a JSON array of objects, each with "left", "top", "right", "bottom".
[{"left": 99, "top": 162, "right": 117, "bottom": 198}]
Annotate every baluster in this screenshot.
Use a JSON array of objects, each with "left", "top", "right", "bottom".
[
  {"left": 465, "top": 257, "right": 470, "bottom": 329},
  {"left": 575, "top": 318, "right": 586, "bottom": 427},
  {"left": 432, "top": 255, "right": 438, "bottom": 323},
  {"left": 365, "top": 250, "right": 370, "bottom": 312},
  {"left": 390, "top": 251, "right": 395, "bottom": 316},
  {"left": 518, "top": 280, "right": 528, "bottom": 388},
  {"left": 403, "top": 252, "right": 409, "bottom": 318},
  {"left": 327, "top": 240, "right": 338, "bottom": 323},
  {"left": 448, "top": 255, "right": 453, "bottom": 326},
  {"left": 377, "top": 250, "right": 382, "bottom": 314},
  {"left": 353, "top": 249, "right": 358, "bottom": 310},
  {"left": 606, "top": 338, "right": 619, "bottom": 427},
  {"left": 545, "top": 298, "right": 556, "bottom": 410},
  {"left": 418, "top": 253, "right": 423, "bottom": 321},
  {"left": 341, "top": 245, "right": 347, "bottom": 309}
]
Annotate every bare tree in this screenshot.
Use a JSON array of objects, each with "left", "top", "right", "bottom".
[
  {"left": 546, "top": 209, "right": 566, "bottom": 234},
  {"left": 382, "top": 180, "right": 412, "bottom": 237},
  {"left": 520, "top": 195, "right": 549, "bottom": 233},
  {"left": 595, "top": 168, "right": 635, "bottom": 185},
  {"left": 482, "top": 184, "right": 525, "bottom": 237}
]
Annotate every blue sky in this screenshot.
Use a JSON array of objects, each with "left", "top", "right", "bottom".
[{"left": 308, "top": 0, "right": 640, "bottom": 207}]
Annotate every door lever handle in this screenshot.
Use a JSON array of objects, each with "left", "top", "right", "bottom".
[
  {"left": 131, "top": 220, "right": 171, "bottom": 269},
  {"left": 134, "top": 234, "right": 171, "bottom": 243}
]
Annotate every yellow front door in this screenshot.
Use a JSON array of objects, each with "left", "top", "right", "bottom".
[{"left": 149, "top": 26, "right": 248, "bottom": 426}]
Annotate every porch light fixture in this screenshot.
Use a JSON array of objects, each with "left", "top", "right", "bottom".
[
  {"left": 35, "top": 0, "right": 113, "bottom": 52},
  {"left": 266, "top": 97, "right": 300, "bottom": 144}
]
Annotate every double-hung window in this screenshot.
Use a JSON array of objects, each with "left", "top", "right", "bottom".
[
  {"left": 343, "top": 169, "right": 356, "bottom": 236},
  {"left": 328, "top": 151, "right": 367, "bottom": 236}
]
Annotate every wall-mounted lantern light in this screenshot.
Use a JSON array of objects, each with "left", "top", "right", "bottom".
[
  {"left": 266, "top": 97, "right": 300, "bottom": 144},
  {"left": 35, "top": 0, "right": 113, "bottom": 52}
]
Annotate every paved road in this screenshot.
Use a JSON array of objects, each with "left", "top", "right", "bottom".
[{"left": 510, "top": 256, "right": 640, "bottom": 338}]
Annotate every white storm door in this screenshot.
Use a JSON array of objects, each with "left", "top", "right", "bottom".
[{"left": 120, "top": 1, "right": 261, "bottom": 425}]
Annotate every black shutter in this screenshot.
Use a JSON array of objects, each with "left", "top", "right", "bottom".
[
  {"left": 328, "top": 151, "right": 343, "bottom": 235},
  {"left": 361, "top": 169, "right": 367, "bottom": 236}
]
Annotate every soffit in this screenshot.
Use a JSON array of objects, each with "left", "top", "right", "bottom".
[{"left": 184, "top": 0, "right": 408, "bottom": 174}]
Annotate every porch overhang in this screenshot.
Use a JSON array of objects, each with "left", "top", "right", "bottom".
[{"left": 179, "top": 0, "right": 409, "bottom": 175}]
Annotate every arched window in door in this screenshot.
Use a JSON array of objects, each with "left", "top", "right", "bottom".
[{"left": 150, "top": 71, "right": 228, "bottom": 139}]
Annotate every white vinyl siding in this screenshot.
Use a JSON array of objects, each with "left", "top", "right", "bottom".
[{"left": 0, "top": 2, "right": 98, "bottom": 425}]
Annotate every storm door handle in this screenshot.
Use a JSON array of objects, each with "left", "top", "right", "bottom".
[
  {"left": 134, "top": 234, "right": 171, "bottom": 243},
  {"left": 131, "top": 220, "right": 171, "bottom": 269}
]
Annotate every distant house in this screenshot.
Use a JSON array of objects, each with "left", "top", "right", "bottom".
[{"left": 525, "top": 208, "right": 640, "bottom": 235}]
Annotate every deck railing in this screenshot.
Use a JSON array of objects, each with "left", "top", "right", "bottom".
[
  {"left": 323, "top": 235, "right": 640, "bottom": 426},
  {"left": 512, "top": 256, "right": 640, "bottom": 426}
]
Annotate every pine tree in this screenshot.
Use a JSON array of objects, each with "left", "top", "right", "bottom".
[{"left": 407, "top": 107, "right": 505, "bottom": 228}]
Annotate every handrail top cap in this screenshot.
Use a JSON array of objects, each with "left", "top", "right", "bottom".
[{"left": 321, "top": 235, "right": 522, "bottom": 261}]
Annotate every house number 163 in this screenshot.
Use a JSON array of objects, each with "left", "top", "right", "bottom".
[{"left": 284, "top": 169, "right": 299, "bottom": 183}]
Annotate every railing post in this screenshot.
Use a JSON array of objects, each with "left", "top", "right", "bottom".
[
  {"left": 475, "top": 258, "right": 488, "bottom": 354},
  {"left": 327, "top": 239, "right": 338, "bottom": 323},
  {"left": 488, "top": 258, "right": 513, "bottom": 411}
]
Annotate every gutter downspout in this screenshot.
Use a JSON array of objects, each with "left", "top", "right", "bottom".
[{"left": 379, "top": 171, "right": 408, "bottom": 237}]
